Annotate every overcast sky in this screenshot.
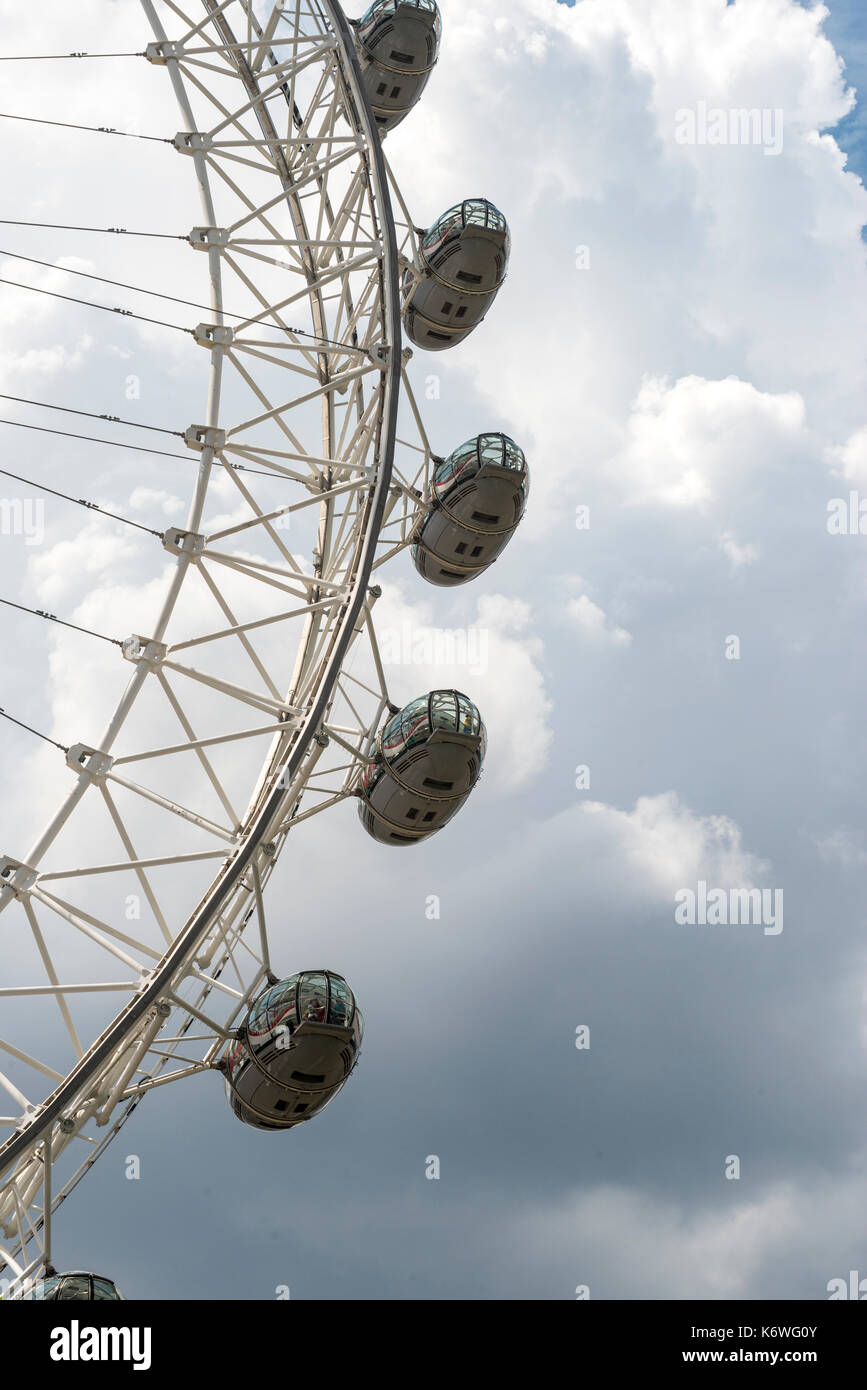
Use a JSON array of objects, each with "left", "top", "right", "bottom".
[{"left": 2, "top": 0, "right": 867, "bottom": 1300}]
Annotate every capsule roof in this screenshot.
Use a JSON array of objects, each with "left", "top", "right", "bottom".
[
  {"left": 419, "top": 200, "right": 511, "bottom": 290},
  {"left": 433, "top": 432, "right": 528, "bottom": 491},
  {"left": 358, "top": 0, "right": 442, "bottom": 51},
  {"left": 20, "top": 1272, "right": 123, "bottom": 1300},
  {"left": 422, "top": 198, "right": 509, "bottom": 248},
  {"left": 381, "top": 689, "right": 486, "bottom": 761},
  {"left": 362, "top": 0, "right": 441, "bottom": 23},
  {"left": 247, "top": 970, "right": 358, "bottom": 1036}
]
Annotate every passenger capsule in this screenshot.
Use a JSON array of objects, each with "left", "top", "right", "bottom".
[
  {"left": 358, "top": 690, "right": 486, "bottom": 845},
  {"left": 353, "top": 0, "right": 442, "bottom": 132},
  {"left": 224, "top": 971, "right": 362, "bottom": 1130},
  {"left": 403, "top": 199, "right": 510, "bottom": 351},
  {"left": 412, "top": 433, "right": 529, "bottom": 586},
  {"left": 13, "top": 1271, "right": 123, "bottom": 1300}
]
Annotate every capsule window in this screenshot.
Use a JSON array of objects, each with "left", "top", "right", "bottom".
[
  {"left": 455, "top": 542, "right": 467, "bottom": 554},
  {"left": 456, "top": 270, "right": 483, "bottom": 284},
  {"left": 441, "top": 300, "right": 453, "bottom": 315},
  {"left": 472, "top": 510, "right": 499, "bottom": 524},
  {"left": 58, "top": 1278, "right": 91, "bottom": 1300},
  {"left": 427, "top": 329, "right": 452, "bottom": 341},
  {"left": 92, "top": 1279, "right": 119, "bottom": 1302},
  {"left": 423, "top": 776, "right": 454, "bottom": 790},
  {"left": 299, "top": 975, "right": 328, "bottom": 1023},
  {"left": 422, "top": 811, "right": 436, "bottom": 822},
  {"left": 376, "top": 82, "right": 387, "bottom": 95},
  {"left": 471, "top": 545, "right": 484, "bottom": 557},
  {"left": 455, "top": 306, "right": 468, "bottom": 318},
  {"left": 295, "top": 1102, "right": 309, "bottom": 1113},
  {"left": 329, "top": 976, "right": 352, "bottom": 1027},
  {"left": 274, "top": 1098, "right": 290, "bottom": 1113},
  {"left": 406, "top": 807, "right": 419, "bottom": 819},
  {"left": 390, "top": 86, "right": 401, "bottom": 98},
  {"left": 389, "top": 49, "right": 414, "bottom": 63},
  {"left": 291, "top": 1069, "right": 326, "bottom": 1084}
]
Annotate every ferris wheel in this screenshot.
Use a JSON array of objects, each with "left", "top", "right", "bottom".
[{"left": 0, "top": 0, "right": 528, "bottom": 1299}]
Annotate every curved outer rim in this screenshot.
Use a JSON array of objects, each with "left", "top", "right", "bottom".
[{"left": 0, "top": 0, "right": 401, "bottom": 1182}]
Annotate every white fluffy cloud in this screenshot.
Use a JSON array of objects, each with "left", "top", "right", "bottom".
[
  {"left": 374, "top": 583, "right": 553, "bottom": 794},
  {"left": 383, "top": 0, "right": 867, "bottom": 532},
  {"left": 826, "top": 424, "right": 867, "bottom": 483},
  {"left": 615, "top": 373, "right": 806, "bottom": 509},
  {"left": 566, "top": 592, "right": 632, "bottom": 645},
  {"left": 570, "top": 789, "right": 771, "bottom": 900}
]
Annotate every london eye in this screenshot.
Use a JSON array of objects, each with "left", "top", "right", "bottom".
[{"left": 0, "top": 0, "right": 527, "bottom": 1297}]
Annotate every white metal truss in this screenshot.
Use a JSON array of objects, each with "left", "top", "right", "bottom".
[{"left": 0, "top": 0, "right": 441, "bottom": 1291}]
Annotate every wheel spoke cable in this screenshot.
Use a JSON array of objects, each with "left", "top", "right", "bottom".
[
  {"left": 0, "top": 708, "right": 68, "bottom": 753},
  {"left": 0, "top": 247, "right": 368, "bottom": 351},
  {"left": 0, "top": 462, "right": 165, "bottom": 538},
  {"left": 0, "top": 417, "right": 299, "bottom": 480},
  {"left": 0, "top": 275, "right": 194, "bottom": 335},
  {"left": 0, "top": 112, "right": 172, "bottom": 143},
  {"left": 0, "top": 598, "right": 123, "bottom": 647},
  {"left": 0, "top": 52, "right": 146, "bottom": 62},
  {"left": 0, "top": 219, "right": 188, "bottom": 240},
  {"left": 0, "top": 393, "right": 183, "bottom": 439}
]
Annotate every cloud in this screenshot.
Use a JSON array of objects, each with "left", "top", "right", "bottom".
[
  {"left": 718, "top": 529, "right": 758, "bottom": 571},
  {"left": 511, "top": 1182, "right": 799, "bottom": 1299},
  {"left": 616, "top": 374, "right": 806, "bottom": 510},
  {"left": 566, "top": 592, "right": 632, "bottom": 645},
  {"left": 374, "top": 584, "right": 553, "bottom": 793},
  {"left": 128, "top": 488, "right": 187, "bottom": 518},
  {"left": 572, "top": 789, "right": 770, "bottom": 899},
  {"left": 382, "top": 0, "right": 867, "bottom": 534},
  {"left": 826, "top": 424, "right": 867, "bottom": 484},
  {"left": 814, "top": 826, "right": 867, "bottom": 868}
]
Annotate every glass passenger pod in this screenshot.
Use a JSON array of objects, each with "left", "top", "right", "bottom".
[
  {"left": 19, "top": 1272, "right": 123, "bottom": 1301},
  {"left": 403, "top": 200, "right": 511, "bottom": 350},
  {"left": 412, "top": 434, "right": 529, "bottom": 586},
  {"left": 420, "top": 200, "right": 510, "bottom": 292},
  {"left": 357, "top": 691, "right": 487, "bottom": 845},
  {"left": 357, "top": 0, "right": 441, "bottom": 72},
  {"left": 224, "top": 971, "right": 362, "bottom": 1131},
  {"left": 355, "top": 0, "right": 442, "bottom": 132}
]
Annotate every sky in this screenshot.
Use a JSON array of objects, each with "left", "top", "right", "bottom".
[{"left": 1, "top": 0, "right": 867, "bottom": 1300}]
